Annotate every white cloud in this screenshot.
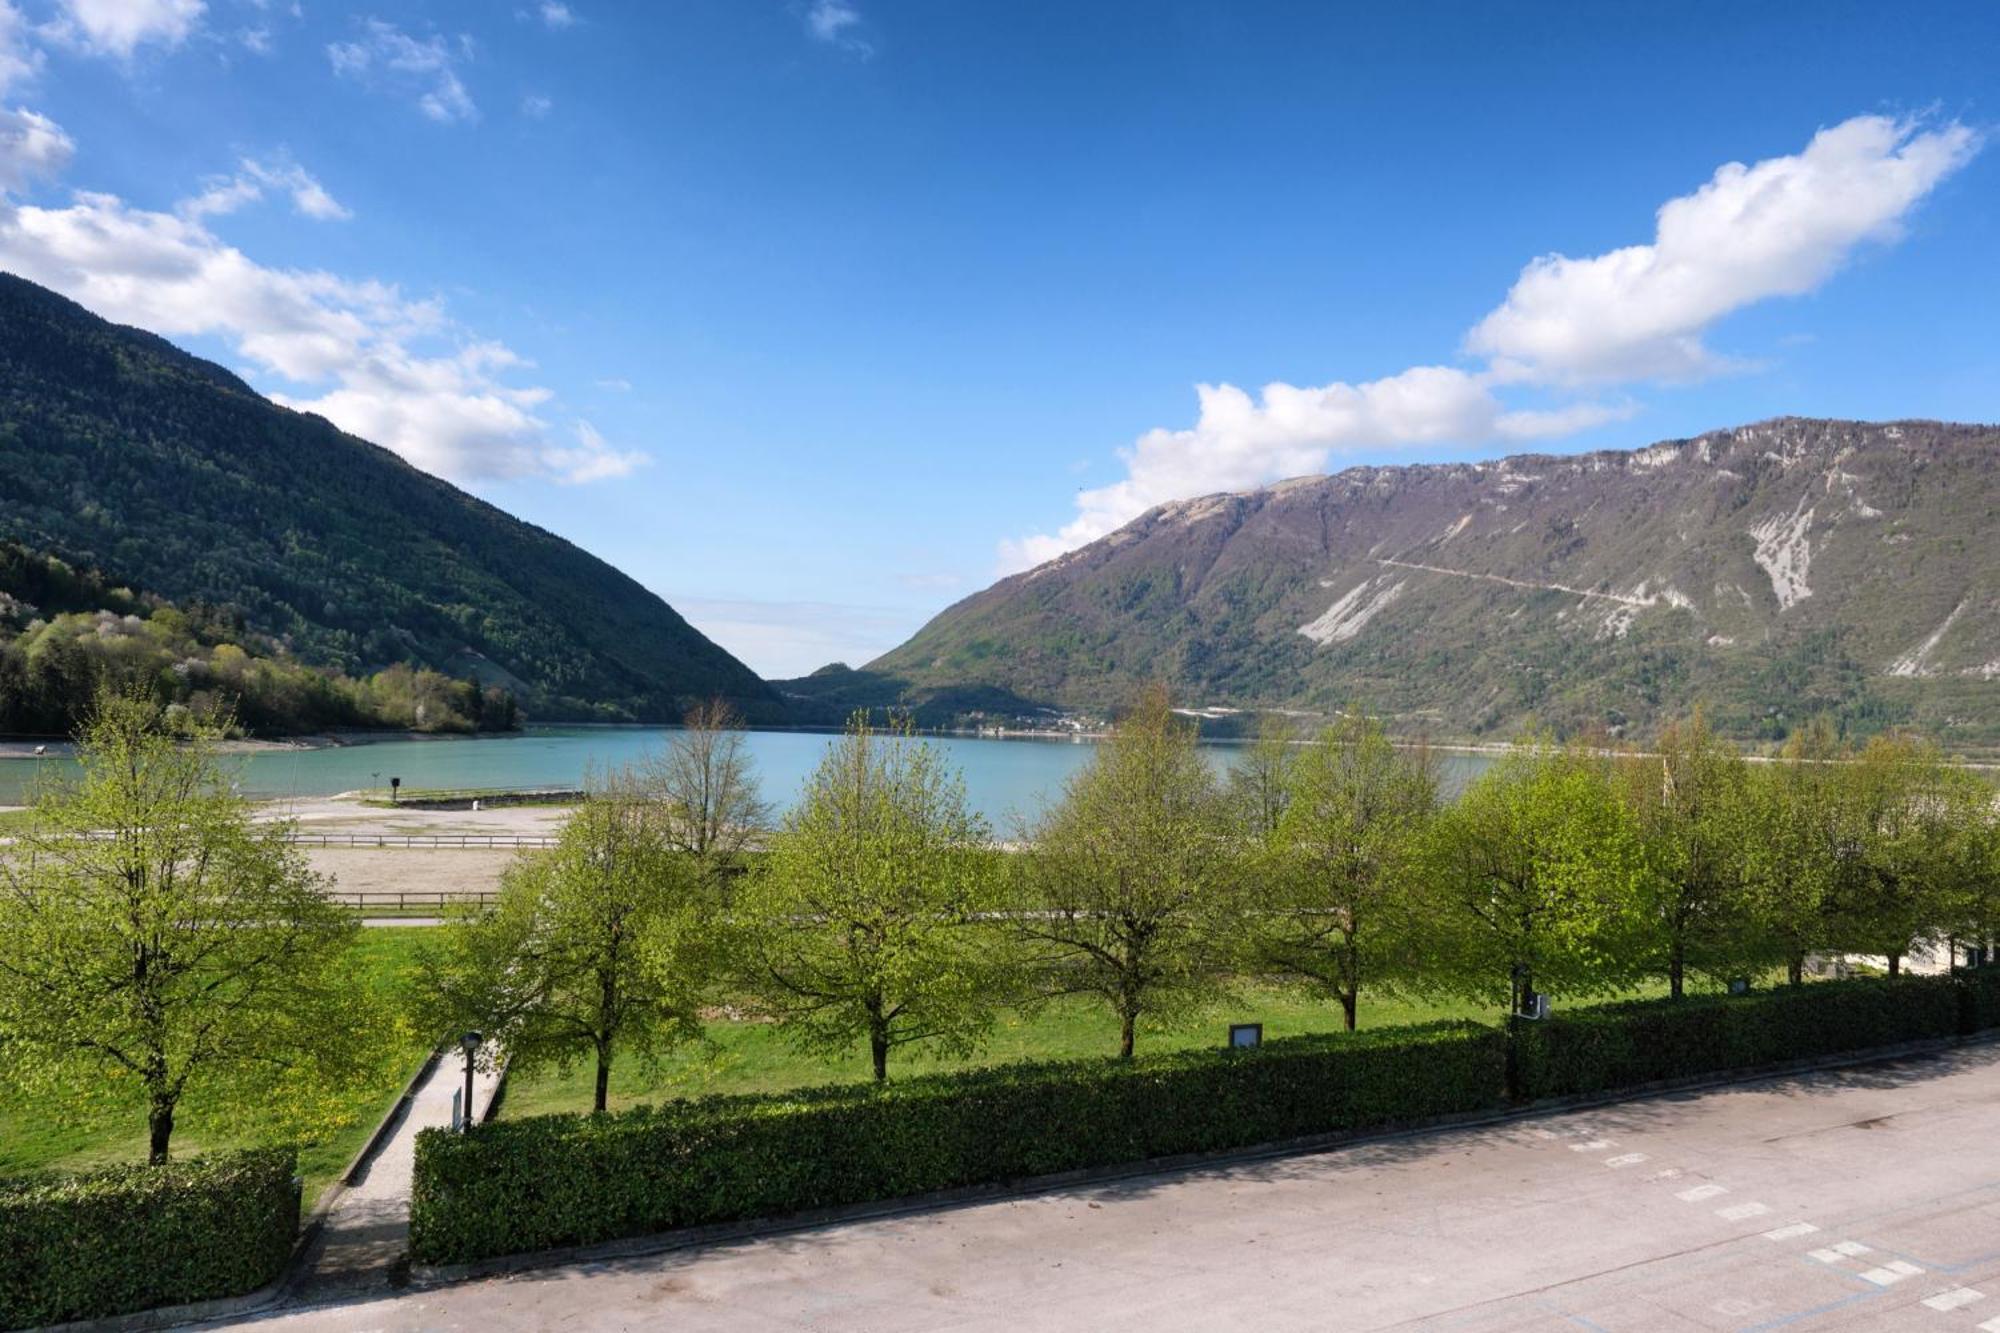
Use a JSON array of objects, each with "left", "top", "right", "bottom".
[
  {"left": 804, "top": 0, "right": 871, "bottom": 57},
  {"left": 0, "top": 2, "right": 43, "bottom": 94},
  {"left": 1467, "top": 115, "right": 1980, "bottom": 384},
  {"left": 328, "top": 19, "right": 476, "bottom": 124},
  {"left": 541, "top": 421, "right": 645, "bottom": 484},
  {"left": 594, "top": 376, "right": 631, "bottom": 391},
  {"left": 0, "top": 111, "right": 639, "bottom": 485},
  {"left": 520, "top": 93, "right": 551, "bottom": 118},
  {"left": 180, "top": 157, "right": 349, "bottom": 222},
  {"left": 45, "top": 0, "right": 204, "bottom": 57},
  {"left": 536, "top": 2, "right": 575, "bottom": 30},
  {"left": 0, "top": 105, "right": 71, "bottom": 194},
  {"left": 1005, "top": 114, "right": 1979, "bottom": 571}
]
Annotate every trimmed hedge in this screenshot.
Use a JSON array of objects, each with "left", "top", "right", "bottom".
[
  {"left": 0, "top": 1148, "right": 300, "bottom": 1330},
  {"left": 1512, "top": 975, "right": 1967, "bottom": 1101},
  {"left": 411, "top": 1020, "right": 1506, "bottom": 1265},
  {"left": 1959, "top": 965, "right": 2000, "bottom": 1035}
]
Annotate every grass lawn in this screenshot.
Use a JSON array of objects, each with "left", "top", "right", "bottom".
[
  {"left": 0, "top": 927, "right": 435, "bottom": 1206},
  {"left": 498, "top": 985, "right": 1526, "bottom": 1118}
]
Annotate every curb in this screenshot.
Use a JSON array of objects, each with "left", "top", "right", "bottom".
[{"left": 406, "top": 1028, "right": 2000, "bottom": 1289}]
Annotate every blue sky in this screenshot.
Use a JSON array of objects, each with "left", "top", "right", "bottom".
[{"left": 0, "top": 1, "right": 1994, "bottom": 676}]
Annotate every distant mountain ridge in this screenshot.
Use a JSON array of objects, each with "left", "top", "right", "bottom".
[
  {"left": 0, "top": 272, "right": 775, "bottom": 722},
  {"left": 863, "top": 418, "right": 2000, "bottom": 745}
]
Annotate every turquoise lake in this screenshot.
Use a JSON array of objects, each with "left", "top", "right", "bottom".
[{"left": 0, "top": 726, "right": 1499, "bottom": 825}]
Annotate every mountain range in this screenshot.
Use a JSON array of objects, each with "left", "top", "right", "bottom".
[
  {"left": 831, "top": 418, "right": 2000, "bottom": 746},
  {"left": 0, "top": 274, "right": 775, "bottom": 724}
]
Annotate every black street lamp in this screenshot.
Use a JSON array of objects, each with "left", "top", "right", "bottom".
[{"left": 459, "top": 1031, "right": 482, "bottom": 1132}]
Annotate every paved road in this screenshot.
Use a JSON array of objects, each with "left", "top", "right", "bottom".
[{"left": 256, "top": 1044, "right": 2000, "bottom": 1331}]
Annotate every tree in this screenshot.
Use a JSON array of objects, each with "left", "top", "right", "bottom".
[
  {"left": 415, "top": 769, "right": 712, "bottom": 1112},
  {"left": 642, "top": 697, "right": 771, "bottom": 885},
  {"left": 0, "top": 691, "right": 368, "bottom": 1162},
  {"left": 737, "top": 714, "right": 998, "bottom": 1081},
  {"left": 1619, "top": 711, "right": 1755, "bottom": 998},
  {"left": 1420, "top": 740, "right": 1646, "bottom": 1014},
  {"left": 1832, "top": 733, "right": 1987, "bottom": 976},
  {"left": 1741, "top": 720, "right": 1847, "bottom": 984},
  {"left": 1250, "top": 714, "right": 1437, "bottom": 1030},
  {"left": 1013, "top": 687, "right": 1237, "bottom": 1058},
  {"left": 1229, "top": 714, "right": 1299, "bottom": 839}
]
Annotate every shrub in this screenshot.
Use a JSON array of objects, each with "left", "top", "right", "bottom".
[
  {"left": 1957, "top": 965, "right": 2000, "bottom": 1035},
  {"left": 0, "top": 1148, "right": 299, "bottom": 1330},
  {"left": 411, "top": 1021, "right": 1506, "bottom": 1265},
  {"left": 1512, "top": 975, "right": 1964, "bottom": 1101}
]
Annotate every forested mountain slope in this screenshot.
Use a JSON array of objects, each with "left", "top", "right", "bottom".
[
  {"left": 868, "top": 419, "right": 2000, "bottom": 745},
  {"left": 0, "top": 273, "right": 774, "bottom": 722}
]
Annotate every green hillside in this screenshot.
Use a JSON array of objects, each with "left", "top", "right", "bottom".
[{"left": 0, "top": 273, "right": 775, "bottom": 723}]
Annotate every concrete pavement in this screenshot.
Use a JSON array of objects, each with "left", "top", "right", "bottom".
[{"left": 255, "top": 1042, "right": 2000, "bottom": 1331}]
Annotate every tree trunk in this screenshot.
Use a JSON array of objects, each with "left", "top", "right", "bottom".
[
  {"left": 870, "top": 1032, "right": 889, "bottom": 1082},
  {"left": 1668, "top": 942, "right": 1685, "bottom": 1001},
  {"left": 1339, "top": 987, "right": 1357, "bottom": 1033},
  {"left": 1119, "top": 1008, "right": 1136, "bottom": 1060},
  {"left": 1887, "top": 951, "right": 1902, "bottom": 978},
  {"left": 594, "top": 1041, "right": 612, "bottom": 1113},
  {"left": 1787, "top": 953, "right": 1805, "bottom": 987},
  {"left": 147, "top": 1094, "right": 175, "bottom": 1165}
]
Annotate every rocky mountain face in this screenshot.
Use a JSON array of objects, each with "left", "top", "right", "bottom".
[
  {"left": 0, "top": 273, "right": 777, "bottom": 723},
  {"left": 870, "top": 419, "right": 2000, "bottom": 745}
]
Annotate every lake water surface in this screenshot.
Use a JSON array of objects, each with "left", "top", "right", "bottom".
[{"left": 0, "top": 725, "right": 1498, "bottom": 824}]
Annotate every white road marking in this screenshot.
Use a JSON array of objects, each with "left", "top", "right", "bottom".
[
  {"left": 1858, "top": 1260, "right": 1923, "bottom": 1286},
  {"left": 1976, "top": 1316, "right": 2000, "bottom": 1332},
  {"left": 1570, "top": 1140, "right": 1614, "bottom": 1153},
  {"left": 1649, "top": 1168, "right": 1683, "bottom": 1180},
  {"left": 1832, "top": 1241, "right": 1871, "bottom": 1257},
  {"left": 1716, "top": 1202, "right": 1771, "bottom": 1221},
  {"left": 1923, "top": 1288, "right": 1984, "bottom": 1311},
  {"left": 1604, "top": 1153, "right": 1647, "bottom": 1168},
  {"left": 1763, "top": 1222, "right": 1820, "bottom": 1241},
  {"left": 1676, "top": 1184, "right": 1728, "bottom": 1202}
]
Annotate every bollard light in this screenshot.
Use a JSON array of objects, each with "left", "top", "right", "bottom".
[{"left": 459, "top": 1031, "right": 482, "bottom": 1133}]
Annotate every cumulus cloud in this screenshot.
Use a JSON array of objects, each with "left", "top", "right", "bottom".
[
  {"left": 1466, "top": 116, "right": 1981, "bottom": 383},
  {"left": 520, "top": 93, "right": 551, "bottom": 119},
  {"left": 328, "top": 19, "right": 475, "bottom": 124},
  {"left": 0, "top": 114, "right": 636, "bottom": 485},
  {"left": 44, "top": 0, "right": 204, "bottom": 57},
  {"left": 180, "top": 157, "right": 349, "bottom": 222},
  {"left": 535, "top": 2, "right": 575, "bottom": 30},
  {"left": 804, "top": 0, "right": 870, "bottom": 57},
  {"left": 0, "top": 105, "right": 71, "bottom": 194},
  {"left": 1004, "top": 114, "right": 1979, "bottom": 572}
]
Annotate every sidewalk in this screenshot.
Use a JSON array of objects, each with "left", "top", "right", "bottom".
[{"left": 288, "top": 1047, "right": 501, "bottom": 1305}]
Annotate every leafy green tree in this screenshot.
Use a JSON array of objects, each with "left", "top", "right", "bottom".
[
  {"left": 1619, "top": 711, "right": 1755, "bottom": 997},
  {"left": 1832, "top": 733, "right": 1989, "bottom": 975},
  {"left": 0, "top": 692, "right": 369, "bottom": 1162},
  {"left": 1013, "top": 687, "right": 1237, "bottom": 1058},
  {"left": 415, "top": 771, "right": 713, "bottom": 1112},
  {"left": 1419, "top": 740, "right": 1646, "bottom": 1013},
  {"left": 1741, "top": 720, "right": 1848, "bottom": 984},
  {"left": 1250, "top": 714, "right": 1436, "bottom": 1030},
  {"left": 737, "top": 714, "right": 998, "bottom": 1081}
]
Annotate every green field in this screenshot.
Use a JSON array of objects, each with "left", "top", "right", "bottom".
[
  {"left": 498, "top": 985, "right": 1530, "bottom": 1118},
  {"left": 0, "top": 928, "right": 434, "bottom": 1205}
]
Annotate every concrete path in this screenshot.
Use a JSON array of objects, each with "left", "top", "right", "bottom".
[
  {"left": 253, "top": 1043, "right": 2000, "bottom": 1331},
  {"left": 288, "top": 1048, "right": 501, "bottom": 1305}
]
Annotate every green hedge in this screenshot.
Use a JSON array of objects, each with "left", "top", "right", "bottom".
[
  {"left": 0, "top": 1148, "right": 300, "bottom": 1330},
  {"left": 411, "top": 1020, "right": 1506, "bottom": 1265},
  {"left": 1958, "top": 965, "right": 2000, "bottom": 1034},
  {"left": 1512, "top": 975, "right": 1966, "bottom": 1101}
]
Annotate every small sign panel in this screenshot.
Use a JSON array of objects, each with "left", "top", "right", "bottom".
[
  {"left": 1228, "top": 1022, "right": 1263, "bottom": 1049},
  {"left": 450, "top": 1087, "right": 463, "bottom": 1132}
]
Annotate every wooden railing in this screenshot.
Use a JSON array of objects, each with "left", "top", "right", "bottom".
[{"left": 289, "top": 832, "right": 558, "bottom": 849}]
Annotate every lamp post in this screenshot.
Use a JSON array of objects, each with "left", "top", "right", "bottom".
[{"left": 459, "top": 1031, "right": 482, "bottom": 1132}]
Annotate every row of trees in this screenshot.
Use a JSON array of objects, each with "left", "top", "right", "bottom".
[{"left": 422, "top": 691, "right": 2000, "bottom": 1103}]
